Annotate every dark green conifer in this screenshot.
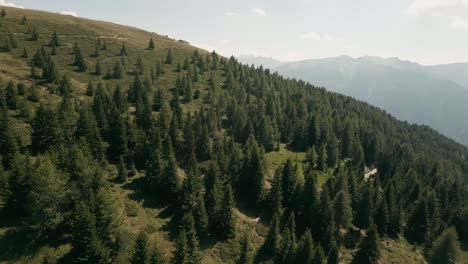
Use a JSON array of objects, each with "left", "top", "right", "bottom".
[
  {"left": 131, "top": 231, "right": 148, "bottom": 264},
  {"left": 148, "top": 38, "right": 155, "bottom": 50}
]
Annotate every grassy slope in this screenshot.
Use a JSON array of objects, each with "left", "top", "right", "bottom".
[{"left": 0, "top": 6, "right": 465, "bottom": 264}]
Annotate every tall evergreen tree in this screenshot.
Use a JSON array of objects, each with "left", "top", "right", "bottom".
[
  {"left": 131, "top": 231, "right": 148, "bottom": 264},
  {"left": 334, "top": 190, "right": 353, "bottom": 230},
  {"left": 352, "top": 224, "right": 380, "bottom": 264},
  {"left": 50, "top": 30, "right": 61, "bottom": 47},
  {"left": 148, "top": 38, "right": 155, "bottom": 50},
  {"left": 428, "top": 227, "right": 461, "bottom": 264},
  {"left": 165, "top": 47, "right": 173, "bottom": 64}
]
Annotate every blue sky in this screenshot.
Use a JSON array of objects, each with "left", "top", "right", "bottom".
[{"left": 2, "top": 0, "right": 468, "bottom": 65}]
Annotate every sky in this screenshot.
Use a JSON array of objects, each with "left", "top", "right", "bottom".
[{"left": 1, "top": 0, "right": 468, "bottom": 65}]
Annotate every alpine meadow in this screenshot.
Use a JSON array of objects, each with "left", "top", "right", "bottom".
[{"left": 0, "top": 5, "right": 467, "bottom": 264}]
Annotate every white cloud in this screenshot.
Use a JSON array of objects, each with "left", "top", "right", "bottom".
[
  {"left": 407, "top": 0, "right": 468, "bottom": 30},
  {"left": 0, "top": 0, "right": 24, "bottom": 9},
  {"left": 299, "top": 32, "right": 333, "bottom": 41},
  {"left": 450, "top": 16, "right": 468, "bottom": 30},
  {"left": 250, "top": 8, "right": 266, "bottom": 17},
  {"left": 407, "top": 0, "right": 456, "bottom": 16},
  {"left": 219, "top": 39, "right": 231, "bottom": 44},
  {"left": 224, "top": 11, "right": 239, "bottom": 17},
  {"left": 60, "top": 11, "right": 79, "bottom": 17}
]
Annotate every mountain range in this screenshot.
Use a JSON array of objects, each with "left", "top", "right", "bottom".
[{"left": 239, "top": 55, "right": 468, "bottom": 146}]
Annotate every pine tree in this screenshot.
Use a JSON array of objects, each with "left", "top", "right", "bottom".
[
  {"left": 311, "top": 245, "right": 326, "bottom": 264},
  {"left": 74, "top": 47, "right": 87, "bottom": 72},
  {"left": 71, "top": 202, "right": 105, "bottom": 264},
  {"left": 281, "top": 159, "right": 298, "bottom": 208},
  {"left": 50, "top": 30, "right": 61, "bottom": 47},
  {"left": 173, "top": 229, "right": 189, "bottom": 264},
  {"left": 428, "top": 227, "right": 461, "bottom": 264},
  {"left": 42, "top": 58, "right": 61, "bottom": 84},
  {"left": 21, "top": 47, "right": 28, "bottom": 58},
  {"left": 261, "top": 211, "right": 281, "bottom": 258},
  {"left": 149, "top": 242, "right": 166, "bottom": 264},
  {"left": 295, "top": 230, "right": 314, "bottom": 264},
  {"left": 318, "top": 144, "right": 328, "bottom": 171},
  {"left": 33, "top": 48, "right": 45, "bottom": 67},
  {"left": 352, "top": 224, "right": 380, "bottom": 264},
  {"left": 30, "top": 27, "right": 39, "bottom": 41},
  {"left": 20, "top": 15, "right": 27, "bottom": 25},
  {"left": 278, "top": 213, "right": 297, "bottom": 264},
  {"left": 120, "top": 42, "right": 128, "bottom": 56},
  {"left": 117, "top": 156, "right": 128, "bottom": 182},
  {"left": 237, "top": 233, "right": 253, "bottom": 264},
  {"left": 184, "top": 75, "right": 193, "bottom": 102},
  {"left": 218, "top": 183, "right": 236, "bottom": 239},
  {"left": 145, "top": 148, "right": 163, "bottom": 193},
  {"left": 165, "top": 47, "right": 173, "bottom": 64},
  {"left": 95, "top": 59, "right": 101, "bottom": 75},
  {"left": 148, "top": 38, "right": 155, "bottom": 50},
  {"left": 5, "top": 80, "right": 17, "bottom": 110},
  {"left": 86, "top": 81, "right": 94, "bottom": 96},
  {"left": 300, "top": 173, "right": 319, "bottom": 235},
  {"left": 334, "top": 190, "right": 353, "bottom": 230},
  {"left": 405, "top": 197, "right": 429, "bottom": 244},
  {"left": 113, "top": 60, "right": 124, "bottom": 79},
  {"left": 131, "top": 231, "right": 148, "bottom": 264},
  {"left": 1, "top": 9, "right": 5, "bottom": 18},
  {"left": 266, "top": 168, "right": 283, "bottom": 218},
  {"left": 31, "top": 105, "right": 63, "bottom": 153}
]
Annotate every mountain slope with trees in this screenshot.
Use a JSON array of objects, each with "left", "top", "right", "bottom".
[
  {"left": 0, "top": 7, "right": 467, "bottom": 264},
  {"left": 239, "top": 55, "right": 468, "bottom": 146}
]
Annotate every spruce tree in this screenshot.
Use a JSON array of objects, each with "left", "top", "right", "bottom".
[
  {"left": 334, "top": 190, "right": 353, "bottom": 230},
  {"left": 261, "top": 211, "right": 281, "bottom": 258},
  {"left": 131, "top": 231, "right": 148, "bottom": 264},
  {"left": 352, "top": 224, "right": 380, "bottom": 264},
  {"left": 74, "top": 47, "right": 87, "bottom": 72},
  {"left": 117, "top": 156, "right": 128, "bottom": 182},
  {"left": 113, "top": 60, "right": 124, "bottom": 79},
  {"left": 1, "top": 9, "right": 6, "bottom": 18},
  {"left": 31, "top": 105, "right": 63, "bottom": 153},
  {"left": 428, "top": 227, "right": 461, "bottom": 264},
  {"left": 149, "top": 243, "right": 166, "bottom": 264},
  {"left": 318, "top": 144, "right": 328, "bottom": 171},
  {"left": 311, "top": 245, "right": 326, "bottom": 264},
  {"left": 71, "top": 202, "right": 105, "bottom": 264},
  {"left": 120, "top": 42, "right": 128, "bottom": 56},
  {"left": 95, "top": 59, "right": 101, "bottom": 75},
  {"left": 50, "top": 30, "right": 61, "bottom": 47},
  {"left": 30, "top": 27, "right": 39, "bottom": 41},
  {"left": 165, "top": 47, "right": 173, "bottom": 64},
  {"left": 277, "top": 213, "right": 297, "bottom": 264},
  {"left": 148, "top": 38, "right": 155, "bottom": 50},
  {"left": 173, "top": 229, "right": 189, "bottom": 264},
  {"left": 295, "top": 230, "right": 314, "bottom": 264},
  {"left": 218, "top": 183, "right": 236, "bottom": 239},
  {"left": 5, "top": 80, "right": 17, "bottom": 110},
  {"left": 21, "top": 47, "right": 28, "bottom": 58}
]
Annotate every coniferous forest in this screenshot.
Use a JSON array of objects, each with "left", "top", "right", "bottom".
[{"left": 0, "top": 7, "right": 467, "bottom": 264}]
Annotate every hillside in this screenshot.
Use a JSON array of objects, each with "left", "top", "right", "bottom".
[
  {"left": 0, "top": 6, "right": 467, "bottom": 264},
  {"left": 239, "top": 55, "right": 468, "bottom": 146}
]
